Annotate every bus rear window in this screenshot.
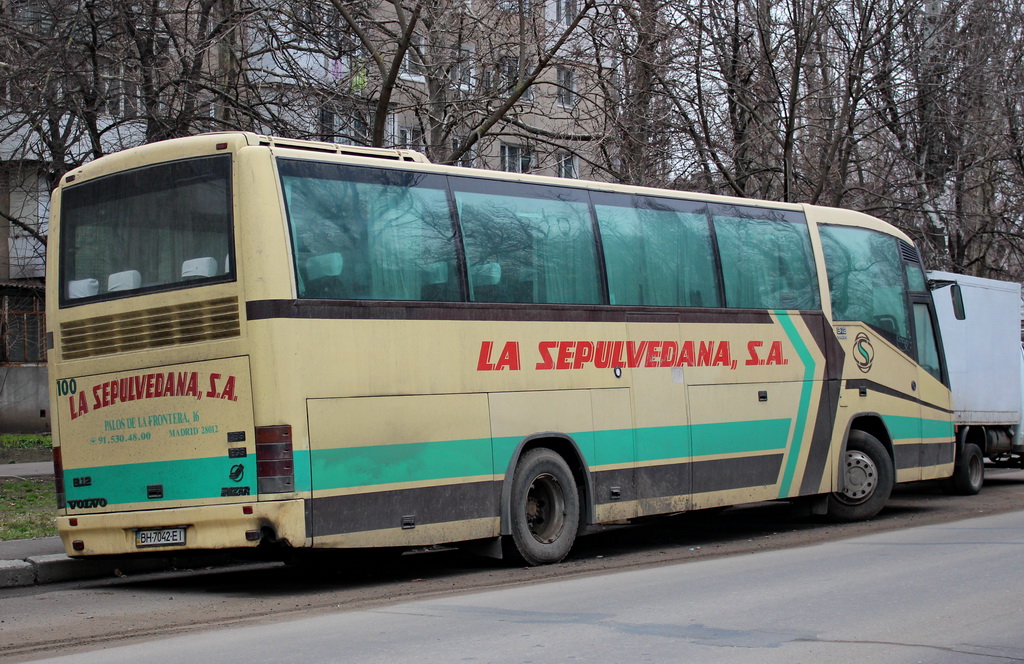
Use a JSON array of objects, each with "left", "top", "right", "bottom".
[{"left": 59, "top": 156, "right": 233, "bottom": 306}]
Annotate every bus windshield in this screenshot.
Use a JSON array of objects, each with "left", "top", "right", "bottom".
[{"left": 59, "top": 155, "right": 234, "bottom": 306}]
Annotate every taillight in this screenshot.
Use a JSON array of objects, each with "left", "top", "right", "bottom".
[
  {"left": 53, "top": 446, "right": 66, "bottom": 509},
  {"left": 256, "top": 425, "right": 294, "bottom": 494}
]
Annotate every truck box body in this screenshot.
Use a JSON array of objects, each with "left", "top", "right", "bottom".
[{"left": 928, "top": 270, "right": 1022, "bottom": 426}]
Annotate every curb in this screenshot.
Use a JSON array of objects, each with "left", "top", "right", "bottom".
[
  {"left": 0, "top": 559, "right": 35, "bottom": 587},
  {"left": 0, "top": 552, "right": 237, "bottom": 588}
]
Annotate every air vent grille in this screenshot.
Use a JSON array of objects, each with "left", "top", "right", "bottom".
[
  {"left": 60, "top": 297, "right": 240, "bottom": 360},
  {"left": 898, "top": 239, "right": 921, "bottom": 264}
]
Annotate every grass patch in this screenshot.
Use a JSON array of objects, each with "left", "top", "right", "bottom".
[
  {"left": 0, "top": 435, "right": 53, "bottom": 464},
  {"left": 0, "top": 434, "right": 52, "bottom": 449},
  {"left": 0, "top": 477, "right": 57, "bottom": 540}
]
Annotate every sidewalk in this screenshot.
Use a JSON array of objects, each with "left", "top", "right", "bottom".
[
  {"left": 1, "top": 462, "right": 234, "bottom": 588},
  {"left": 0, "top": 460, "right": 54, "bottom": 479}
]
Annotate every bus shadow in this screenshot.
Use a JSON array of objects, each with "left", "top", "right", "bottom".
[{"left": 106, "top": 477, "right": 1020, "bottom": 598}]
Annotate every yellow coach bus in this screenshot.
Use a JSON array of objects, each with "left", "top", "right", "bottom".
[{"left": 46, "top": 132, "right": 954, "bottom": 565}]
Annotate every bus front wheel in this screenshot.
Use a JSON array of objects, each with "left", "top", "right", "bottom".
[
  {"left": 507, "top": 448, "right": 580, "bottom": 565},
  {"left": 827, "top": 430, "right": 893, "bottom": 522}
]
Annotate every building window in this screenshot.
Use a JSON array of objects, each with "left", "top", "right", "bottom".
[
  {"left": 500, "top": 144, "right": 532, "bottom": 173},
  {"left": 497, "top": 56, "right": 532, "bottom": 100},
  {"left": 398, "top": 125, "right": 424, "bottom": 150},
  {"left": 320, "top": 109, "right": 369, "bottom": 145},
  {"left": 1, "top": 79, "right": 14, "bottom": 105},
  {"left": 9, "top": 0, "right": 51, "bottom": 33},
  {"left": 556, "top": 66, "right": 575, "bottom": 107},
  {"left": 319, "top": 109, "right": 336, "bottom": 141},
  {"left": 555, "top": 0, "right": 577, "bottom": 24},
  {"left": 102, "top": 63, "right": 140, "bottom": 118},
  {"left": 452, "top": 47, "right": 474, "bottom": 88},
  {"left": 557, "top": 152, "right": 576, "bottom": 178},
  {"left": 453, "top": 139, "right": 476, "bottom": 168},
  {"left": 498, "top": 0, "right": 533, "bottom": 11},
  {"left": 1, "top": 293, "right": 46, "bottom": 364},
  {"left": 331, "top": 50, "right": 370, "bottom": 91},
  {"left": 402, "top": 34, "right": 425, "bottom": 77}
]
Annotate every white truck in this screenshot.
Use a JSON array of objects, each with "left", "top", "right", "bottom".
[{"left": 929, "top": 270, "right": 1024, "bottom": 494}]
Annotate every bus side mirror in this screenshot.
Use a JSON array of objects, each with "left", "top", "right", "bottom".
[
  {"left": 951, "top": 284, "right": 966, "bottom": 320},
  {"left": 928, "top": 278, "right": 967, "bottom": 320}
]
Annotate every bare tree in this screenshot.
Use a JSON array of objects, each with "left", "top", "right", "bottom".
[
  {"left": 2, "top": 0, "right": 1024, "bottom": 283},
  {"left": 252, "top": 0, "right": 598, "bottom": 166}
]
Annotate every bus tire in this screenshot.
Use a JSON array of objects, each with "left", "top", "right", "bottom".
[
  {"left": 944, "top": 442, "right": 984, "bottom": 496},
  {"left": 507, "top": 448, "right": 580, "bottom": 565},
  {"left": 827, "top": 430, "right": 893, "bottom": 522}
]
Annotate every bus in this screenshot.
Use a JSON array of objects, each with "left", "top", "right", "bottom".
[{"left": 46, "top": 132, "right": 955, "bottom": 565}]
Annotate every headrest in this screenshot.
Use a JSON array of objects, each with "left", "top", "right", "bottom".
[
  {"left": 68, "top": 278, "right": 99, "bottom": 299},
  {"left": 107, "top": 270, "right": 141, "bottom": 292},
  {"left": 306, "top": 253, "right": 344, "bottom": 281},
  {"left": 181, "top": 257, "right": 219, "bottom": 279}
]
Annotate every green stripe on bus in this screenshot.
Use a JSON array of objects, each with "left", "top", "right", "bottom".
[
  {"left": 308, "top": 419, "right": 794, "bottom": 492},
  {"left": 63, "top": 456, "right": 255, "bottom": 506},
  {"left": 775, "top": 312, "right": 816, "bottom": 498},
  {"left": 309, "top": 438, "right": 494, "bottom": 490},
  {"left": 70, "top": 415, "right": 822, "bottom": 504},
  {"left": 638, "top": 419, "right": 792, "bottom": 462},
  {"left": 294, "top": 449, "right": 312, "bottom": 493},
  {"left": 883, "top": 415, "right": 955, "bottom": 441},
  {"left": 692, "top": 419, "right": 793, "bottom": 457}
]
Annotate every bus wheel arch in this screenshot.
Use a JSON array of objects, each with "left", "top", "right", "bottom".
[
  {"left": 828, "top": 421, "right": 894, "bottom": 522},
  {"left": 500, "top": 435, "right": 590, "bottom": 565}
]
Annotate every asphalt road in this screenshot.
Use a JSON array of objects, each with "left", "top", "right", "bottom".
[{"left": 3, "top": 468, "right": 1024, "bottom": 662}]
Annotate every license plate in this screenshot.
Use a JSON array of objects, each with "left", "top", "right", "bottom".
[{"left": 135, "top": 527, "right": 186, "bottom": 548}]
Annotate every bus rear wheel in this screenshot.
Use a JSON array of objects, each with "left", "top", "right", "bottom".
[
  {"left": 827, "top": 430, "right": 893, "bottom": 522},
  {"left": 508, "top": 448, "right": 580, "bottom": 565}
]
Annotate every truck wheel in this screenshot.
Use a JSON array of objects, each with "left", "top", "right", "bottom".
[
  {"left": 947, "top": 442, "right": 984, "bottom": 495},
  {"left": 827, "top": 430, "right": 893, "bottom": 522},
  {"left": 507, "top": 448, "right": 580, "bottom": 566}
]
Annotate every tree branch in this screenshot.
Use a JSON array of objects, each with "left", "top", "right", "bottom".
[{"left": 0, "top": 210, "right": 46, "bottom": 247}]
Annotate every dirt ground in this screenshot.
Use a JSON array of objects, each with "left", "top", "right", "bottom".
[
  {"left": 3, "top": 468, "right": 1024, "bottom": 661},
  {"left": 0, "top": 448, "right": 51, "bottom": 465}
]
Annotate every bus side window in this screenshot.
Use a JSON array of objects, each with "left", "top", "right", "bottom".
[
  {"left": 595, "top": 192, "right": 721, "bottom": 308},
  {"left": 454, "top": 179, "right": 600, "bottom": 305},
  {"left": 913, "top": 302, "right": 942, "bottom": 380},
  {"left": 279, "top": 160, "right": 460, "bottom": 303},
  {"left": 712, "top": 205, "right": 819, "bottom": 311}
]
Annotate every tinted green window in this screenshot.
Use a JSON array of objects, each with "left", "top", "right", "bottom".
[
  {"left": 279, "top": 160, "right": 460, "bottom": 302},
  {"left": 905, "top": 262, "right": 927, "bottom": 293},
  {"left": 452, "top": 178, "right": 601, "bottom": 304},
  {"left": 713, "top": 205, "right": 820, "bottom": 310},
  {"left": 914, "top": 302, "right": 942, "bottom": 380},
  {"left": 594, "top": 193, "right": 720, "bottom": 307},
  {"left": 819, "top": 225, "right": 912, "bottom": 352}
]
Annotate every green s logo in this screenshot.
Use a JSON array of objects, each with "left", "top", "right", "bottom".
[{"left": 853, "top": 332, "right": 874, "bottom": 373}]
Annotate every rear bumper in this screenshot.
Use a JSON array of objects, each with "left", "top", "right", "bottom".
[{"left": 56, "top": 499, "right": 306, "bottom": 557}]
